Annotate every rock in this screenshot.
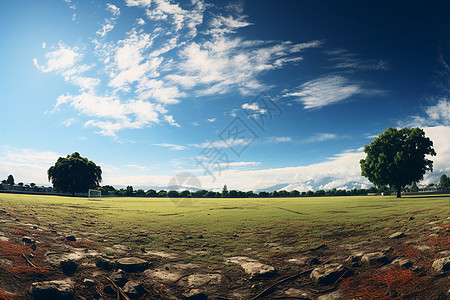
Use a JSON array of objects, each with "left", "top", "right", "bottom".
[
  {"left": 287, "top": 258, "right": 307, "bottom": 266},
  {"left": 110, "top": 269, "right": 128, "bottom": 287},
  {"left": 123, "top": 281, "right": 144, "bottom": 299},
  {"left": 317, "top": 290, "right": 344, "bottom": 300},
  {"left": 414, "top": 245, "right": 431, "bottom": 252},
  {"left": 22, "top": 236, "right": 34, "bottom": 244},
  {"left": 345, "top": 254, "right": 362, "bottom": 263},
  {"left": 407, "top": 216, "right": 415, "bottom": 221},
  {"left": 96, "top": 256, "right": 116, "bottom": 270},
  {"left": 60, "top": 259, "right": 77, "bottom": 275},
  {"left": 284, "top": 288, "right": 313, "bottom": 299},
  {"left": 182, "top": 289, "right": 207, "bottom": 300},
  {"left": 310, "top": 263, "right": 350, "bottom": 285},
  {"left": 391, "top": 258, "right": 413, "bottom": 268},
  {"left": 83, "top": 279, "right": 95, "bottom": 287},
  {"left": 389, "top": 232, "right": 405, "bottom": 239},
  {"left": 226, "top": 256, "right": 276, "bottom": 279},
  {"left": 116, "top": 257, "right": 149, "bottom": 272},
  {"left": 65, "top": 235, "right": 76, "bottom": 242},
  {"left": 184, "top": 274, "right": 222, "bottom": 287},
  {"left": 361, "top": 252, "right": 390, "bottom": 265},
  {"left": 31, "top": 279, "right": 74, "bottom": 300},
  {"left": 432, "top": 256, "right": 450, "bottom": 274},
  {"left": 0, "top": 259, "right": 14, "bottom": 268}
]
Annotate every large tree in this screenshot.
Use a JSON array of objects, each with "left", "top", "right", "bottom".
[
  {"left": 6, "top": 174, "right": 14, "bottom": 185},
  {"left": 360, "top": 127, "right": 436, "bottom": 198},
  {"left": 48, "top": 152, "right": 102, "bottom": 195},
  {"left": 440, "top": 174, "right": 450, "bottom": 190}
]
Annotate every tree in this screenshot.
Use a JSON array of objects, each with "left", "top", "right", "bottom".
[
  {"left": 440, "top": 174, "right": 450, "bottom": 190},
  {"left": 360, "top": 127, "right": 436, "bottom": 198},
  {"left": 126, "top": 186, "right": 134, "bottom": 196},
  {"left": 222, "top": 185, "right": 228, "bottom": 197},
  {"left": 6, "top": 175, "right": 14, "bottom": 185},
  {"left": 30, "top": 183, "right": 36, "bottom": 188},
  {"left": 146, "top": 189, "right": 157, "bottom": 197},
  {"left": 48, "top": 152, "right": 102, "bottom": 195}
]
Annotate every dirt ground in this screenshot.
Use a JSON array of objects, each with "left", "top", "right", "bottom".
[{"left": 0, "top": 207, "right": 448, "bottom": 299}]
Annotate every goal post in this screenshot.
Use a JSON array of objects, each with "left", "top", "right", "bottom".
[{"left": 88, "top": 189, "right": 101, "bottom": 200}]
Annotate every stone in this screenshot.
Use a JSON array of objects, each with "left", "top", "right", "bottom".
[
  {"left": 432, "top": 256, "right": 450, "bottom": 274},
  {"left": 83, "top": 279, "right": 95, "bottom": 287},
  {"left": 389, "top": 232, "right": 405, "bottom": 239},
  {"left": 123, "top": 281, "right": 144, "bottom": 299},
  {"left": 226, "top": 256, "right": 276, "bottom": 279},
  {"left": 310, "top": 263, "right": 350, "bottom": 285},
  {"left": 22, "top": 236, "right": 34, "bottom": 244},
  {"left": 361, "top": 252, "right": 390, "bottom": 265},
  {"left": 414, "top": 245, "right": 431, "bottom": 252},
  {"left": 95, "top": 256, "right": 116, "bottom": 270},
  {"left": 115, "top": 257, "right": 149, "bottom": 272},
  {"left": 0, "top": 258, "right": 14, "bottom": 268},
  {"left": 60, "top": 259, "right": 77, "bottom": 275},
  {"left": 65, "top": 235, "right": 76, "bottom": 242},
  {"left": 182, "top": 289, "right": 207, "bottom": 300},
  {"left": 284, "top": 288, "right": 313, "bottom": 299},
  {"left": 317, "top": 290, "right": 344, "bottom": 300},
  {"left": 31, "top": 279, "right": 74, "bottom": 300},
  {"left": 184, "top": 274, "right": 222, "bottom": 287},
  {"left": 110, "top": 269, "right": 128, "bottom": 287},
  {"left": 391, "top": 258, "right": 413, "bottom": 268}
]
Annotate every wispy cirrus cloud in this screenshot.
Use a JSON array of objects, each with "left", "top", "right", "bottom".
[
  {"left": 302, "top": 133, "right": 337, "bottom": 143},
  {"left": 284, "top": 75, "right": 383, "bottom": 109},
  {"left": 153, "top": 143, "right": 188, "bottom": 150},
  {"left": 97, "top": 4, "right": 121, "bottom": 37},
  {"left": 326, "top": 48, "right": 390, "bottom": 71},
  {"left": 37, "top": 1, "right": 322, "bottom": 138},
  {"left": 267, "top": 136, "right": 292, "bottom": 143}
]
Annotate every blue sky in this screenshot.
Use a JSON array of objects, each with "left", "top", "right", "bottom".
[{"left": 1, "top": 0, "right": 449, "bottom": 191}]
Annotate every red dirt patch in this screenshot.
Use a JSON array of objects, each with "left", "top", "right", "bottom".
[{"left": 340, "top": 267, "right": 430, "bottom": 299}]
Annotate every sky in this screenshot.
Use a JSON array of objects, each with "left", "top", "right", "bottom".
[{"left": 1, "top": 0, "right": 449, "bottom": 191}]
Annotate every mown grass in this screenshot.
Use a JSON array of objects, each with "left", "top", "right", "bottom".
[{"left": 0, "top": 193, "right": 448, "bottom": 260}]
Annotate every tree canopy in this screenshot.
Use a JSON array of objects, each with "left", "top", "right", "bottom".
[
  {"left": 440, "top": 174, "right": 450, "bottom": 190},
  {"left": 6, "top": 175, "right": 14, "bottom": 185},
  {"left": 48, "top": 152, "right": 102, "bottom": 195},
  {"left": 360, "top": 127, "right": 436, "bottom": 198}
]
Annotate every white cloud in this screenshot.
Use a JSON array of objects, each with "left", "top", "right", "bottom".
[
  {"left": 54, "top": 92, "right": 162, "bottom": 137},
  {"left": 0, "top": 147, "right": 61, "bottom": 185},
  {"left": 207, "top": 118, "right": 216, "bottom": 122},
  {"left": 153, "top": 143, "right": 187, "bottom": 150},
  {"left": 285, "top": 75, "right": 363, "bottom": 109},
  {"left": 97, "top": 4, "right": 121, "bottom": 37},
  {"left": 326, "top": 48, "right": 390, "bottom": 71},
  {"left": 402, "top": 97, "right": 450, "bottom": 127},
  {"left": 425, "top": 98, "right": 450, "bottom": 125},
  {"left": 34, "top": 44, "right": 80, "bottom": 73},
  {"left": 303, "top": 133, "right": 337, "bottom": 143},
  {"left": 191, "top": 138, "right": 253, "bottom": 150},
  {"left": 164, "top": 115, "right": 181, "bottom": 127},
  {"left": 42, "top": 42, "right": 46, "bottom": 49},
  {"left": 267, "top": 136, "right": 292, "bottom": 143},
  {"left": 63, "top": 118, "right": 75, "bottom": 126},
  {"left": 37, "top": 1, "right": 323, "bottom": 140}
]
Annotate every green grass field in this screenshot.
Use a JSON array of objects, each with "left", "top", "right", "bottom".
[{"left": 0, "top": 193, "right": 448, "bottom": 262}]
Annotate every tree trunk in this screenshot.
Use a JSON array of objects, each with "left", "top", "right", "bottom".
[{"left": 396, "top": 188, "right": 401, "bottom": 198}]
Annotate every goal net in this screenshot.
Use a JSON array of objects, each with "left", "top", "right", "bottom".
[{"left": 88, "top": 189, "right": 101, "bottom": 200}]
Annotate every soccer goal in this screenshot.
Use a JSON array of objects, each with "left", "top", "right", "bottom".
[{"left": 88, "top": 189, "right": 101, "bottom": 200}]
